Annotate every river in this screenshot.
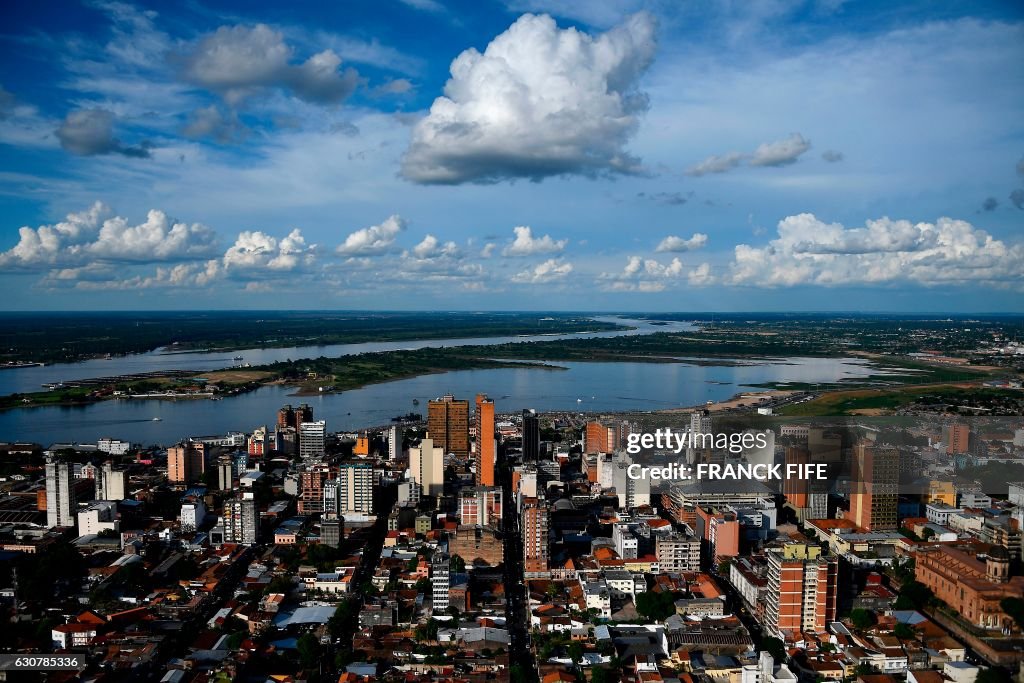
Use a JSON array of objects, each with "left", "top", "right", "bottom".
[{"left": 0, "top": 354, "right": 903, "bottom": 446}]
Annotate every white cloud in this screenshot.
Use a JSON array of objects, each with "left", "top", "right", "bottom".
[
  {"left": 685, "top": 151, "right": 743, "bottom": 177},
  {"left": 400, "top": 12, "right": 657, "bottom": 184},
  {"left": 0, "top": 202, "right": 219, "bottom": 267},
  {"left": 398, "top": 0, "right": 445, "bottom": 12},
  {"left": 749, "top": 133, "right": 811, "bottom": 167},
  {"left": 410, "top": 234, "right": 460, "bottom": 259},
  {"left": 336, "top": 215, "right": 406, "bottom": 255},
  {"left": 729, "top": 213, "right": 1024, "bottom": 287},
  {"left": 656, "top": 233, "right": 707, "bottom": 253},
  {"left": 599, "top": 254, "right": 711, "bottom": 291},
  {"left": 502, "top": 226, "right": 568, "bottom": 256},
  {"left": 183, "top": 24, "right": 359, "bottom": 105},
  {"left": 512, "top": 258, "right": 573, "bottom": 283},
  {"left": 223, "top": 228, "right": 315, "bottom": 271}
]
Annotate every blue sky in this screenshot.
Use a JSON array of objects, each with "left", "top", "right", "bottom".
[{"left": 0, "top": 0, "right": 1022, "bottom": 311}]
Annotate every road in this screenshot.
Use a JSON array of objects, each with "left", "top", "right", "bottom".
[{"left": 500, "top": 447, "right": 539, "bottom": 683}]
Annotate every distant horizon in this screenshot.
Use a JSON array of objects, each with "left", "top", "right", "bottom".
[{"left": 1, "top": 308, "right": 1023, "bottom": 317}]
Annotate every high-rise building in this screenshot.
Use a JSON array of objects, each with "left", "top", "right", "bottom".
[
  {"left": 79, "top": 500, "right": 119, "bottom": 536},
  {"left": 432, "top": 552, "right": 450, "bottom": 613},
  {"left": 299, "top": 420, "right": 327, "bottom": 459},
  {"left": 323, "top": 478, "right": 340, "bottom": 517},
  {"left": 764, "top": 541, "right": 838, "bottom": 640},
  {"left": 167, "top": 443, "right": 205, "bottom": 483},
  {"left": 584, "top": 420, "right": 613, "bottom": 455},
  {"left": 277, "top": 404, "right": 295, "bottom": 429},
  {"left": 387, "top": 425, "right": 401, "bottom": 462},
  {"left": 217, "top": 455, "right": 234, "bottom": 491},
  {"left": 945, "top": 423, "right": 970, "bottom": 455},
  {"left": 223, "top": 492, "right": 259, "bottom": 545},
  {"left": 850, "top": 441, "right": 899, "bottom": 530},
  {"left": 687, "top": 409, "right": 712, "bottom": 462},
  {"left": 45, "top": 458, "right": 76, "bottom": 528},
  {"left": 522, "top": 409, "right": 540, "bottom": 462},
  {"left": 298, "top": 462, "right": 330, "bottom": 515},
  {"left": 523, "top": 496, "right": 549, "bottom": 574},
  {"left": 474, "top": 394, "right": 496, "bottom": 486},
  {"left": 410, "top": 437, "right": 444, "bottom": 497},
  {"left": 248, "top": 425, "right": 269, "bottom": 457},
  {"left": 656, "top": 528, "right": 701, "bottom": 572},
  {"left": 459, "top": 486, "right": 502, "bottom": 527},
  {"left": 321, "top": 520, "right": 341, "bottom": 547},
  {"left": 337, "top": 461, "right": 374, "bottom": 514},
  {"left": 597, "top": 452, "right": 651, "bottom": 509},
  {"left": 428, "top": 394, "right": 469, "bottom": 456},
  {"left": 97, "top": 461, "right": 126, "bottom": 501}
]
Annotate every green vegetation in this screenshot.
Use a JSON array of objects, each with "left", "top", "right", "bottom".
[
  {"left": 893, "top": 623, "right": 916, "bottom": 640},
  {"left": 778, "top": 385, "right": 1014, "bottom": 417},
  {"left": 761, "top": 636, "right": 787, "bottom": 662},
  {"left": 850, "top": 608, "right": 878, "bottom": 629},
  {"left": 635, "top": 590, "right": 682, "bottom": 621},
  {"left": 893, "top": 580, "right": 934, "bottom": 611},
  {"left": 1000, "top": 597, "right": 1024, "bottom": 630},
  {"left": 0, "top": 311, "right": 626, "bottom": 363}
]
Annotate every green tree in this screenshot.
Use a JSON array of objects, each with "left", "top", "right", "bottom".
[
  {"left": 1000, "top": 597, "right": 1024, "bottom": 630},
  {"left": 893, "top": 623, "right": 916, "bottom": 640},
  {"left": 761, "top": 637, "right": 786, "bottom": 663},
  {"left": 296, "top": 632, "right": 322, "bottom": 670},
  {"left": 893, "top": 580, "right": 933, "bottom": 611},
  {"left": 975, "top": 668, "right": 1012, "bottom": 683},
  {"left": 850, "top": 608, "right": 877, "bottom": 629}
]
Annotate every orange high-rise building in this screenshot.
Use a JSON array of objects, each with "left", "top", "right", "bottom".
[
  {"left": 428, "top": 394, "right": 469, "bottom": 457},
  {"left": 475, "top": 394, "right": 496, "bottom": 486},
  {"left": 168, "top": 444, "right": 205, "bottom": 483},
  {"left": 765, "top": 541, "right": 838, "bottom": 640},
  {"left": 523, "top": 497, "right": 549, "bottom": 574},
  {"left": 850, "top": 441, "right": 899, "bottom": 530}
]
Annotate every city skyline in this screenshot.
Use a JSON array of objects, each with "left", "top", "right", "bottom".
[{"left": 0, "top": 1, "right": 1023, "bottom": 311}]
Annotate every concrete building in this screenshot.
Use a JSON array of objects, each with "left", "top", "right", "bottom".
[
  {"left": 459, "top": 486, "right": 502, "bottom": 527},
  {"left": 387, "top": 425, "right": 401, "bottom": 462},
  {"left": 299, "top": 420, "right": 326, "bottom": 459},
  {"left": 598, "top": 452, "right": 651, "bottom": 509},
  {"left": 523, "top": 496, "right": 549, "bottom": 574},
  {"left": 96, "top": 461, "right": 126, "bottom": 501},
  {"left": 410, "top": 437, "right": 444, "bottom": 497},
  {"left": 764, "top": 541, "right": 838, "bottom": 640},
  {"left": 915, "top": 543, "right": 1023, "bottom": 631},
  {"left": 223, "top": 492, "right": 259, "bottom": 545},
  {"left": 427, "top": 394, "right": 469, "bottom": 457},
  {"left": 78, "top": 500, "right": 119, "bottom": 536},
  {"left": 432, "top": 552, "right": 450, "bottom": 613},
  {"left": 298, "top": 462, "right": 330, "bottom": 515},
  {"left": 337, "top": 461, "right": 374, "bottom": 515},
  {"left": 521, "top": 409, "right": 540, "bottom": 462},
  {"left": 167, "top": 443, "right": 205, "bottom": 483},
  {"left": 656, "top": 528, "right": 701, "bottom": 572},
  {"left": 45, "top": 457, "right": 76, "bottom": 528},
  {"left": 180, "top": 500, "right": 206, "bottom": 532},
  {"left": 850, "top": 441, "right": 899, "bottom": 531},
  {"left": 474, "top": 394, "right": 496, "bottom": 486}
]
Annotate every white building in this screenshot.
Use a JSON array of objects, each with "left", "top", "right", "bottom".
[
  {"left": 299, "top": 420, "right": 327, "bottom": 459},
  {"left": 97, "top": 438, "right": 132, "bottom": 455},
  {"left": 409, "top": 437, "right": 444, "bottom": 497},
  {"left": 45, "top": 457, "right": 76, "bottom": 528},
  {"left": 97, "top": 461, "right": 126, "bottom": 501},
  {"left": 78, "top": 501, "right": 119, "bottom": 536},
  {"left": 223, "top": 492, "right": 259, "bottom": 545},
  {"left": 338, "top": 462, "right": 374, "bottom": 514},
  {"left": 181, "top": 500, "right": 207, "bottom": 532}
]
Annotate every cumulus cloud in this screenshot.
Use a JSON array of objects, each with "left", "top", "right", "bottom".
[
  {"left": 182, "top": 105, "right": 245, "bottom": 142},
  {"left": 502, "top": 226, "right": 568, "bottom": 256},
  {"left": 685, "top": 151, "right": 743, "bottom": 177},
  {"left": 410, "top": 234, "right": 460, "bottom": 259},
  {"left": 729, "top": 213, "right": 1024, "bottom": 287},
  {"left": 512, "top": 258, "right": 573, "bottom": 283},
  {"left": 182, "top": 24, "right": 359, "bottom": 105},
  {"left": 656, "top": 233, "right": 707, "bottom": 253},
  {"left": 74, "top": 260, "right": 223, "bottom": 291},
  {"left": 599, "top": 255, "right": 714, "bottom": 291},
  {"left": 223, "top": 228, "right": 315, "bottom": 271},
  {"left": 821, "top": 149, "right": 844, "bottom": 163},
  {"left": 0, "top": 202, "right": 219, "bottom": 268},
  {"left": 56, "top": 108, "right": 150, "bottom": 157},
  {"left": 749, "top": 133, "right": 811, "bottom": 167},
  {"left": 400, "top": 12, "right": 657, "bottom": 184},
  {"left": 336, "top": 215, "right": 406, "bottom": 255}
]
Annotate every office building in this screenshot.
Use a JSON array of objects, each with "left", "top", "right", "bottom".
[
  {"left": 945, "top": 423, "right": 970, "bottom": 455},
  {"left": 387, "top": 425, "right": 401, "bottom": 462},
  {"left": 432, "top": 552, "right": 450, "bottom": 613},
  {"left": 765, "top": 541, "right": 838, "bottom": 640},
  {"left": 459, "top": 486, "right": 502, "bottom": 527},
  {"left": 427, "top": 394, "right": 469, "bottom": 456},
  {"left": 410, "top": 437, "right": 444, "bottom": 497},
  {"left": 321, "top": 520, "right": 342, "bottom": 547},
  {"left": 45, "top": 458, "right": 76, "bottom": 528},
  {"left": 224, "top": 492, "right": 260, "bottom": 545},
  {"left": 167, "top": 443, "right": 205, "bottom": 484},
  {"left": 522, "top": 409, "right": 540, "bottom": 462},
  {"left": 584, "top": 420, "right": 614, "bottom": 455},
  {"left": 217, "top": 455, "right": 234, "bottom": 491},
  {"left": 96, "top": 461, "right": 126, "bottom": 501},
  {"left": 299, "top": 420, "right": 327, "bottom": 459},
  {"left": 474, "top": 394, "right": 496, "bottom": 486},
  {"left": 248, "top": 425, "right": 269, "bottom": 457},
  {"left": 298, "top": 462, "right": 330, "bottom": 515},
  {"left": 78, "top": 501, "right": 119, "bottom": 536},
  {"left": 656, "top": 528, "right": 701, "bottom": 572},
  {"left": 323, "top": 478, "right": 340, "bottom": 517},
  {"left": 523, "top": 496, "right": 549, "bottom": 574},
  {"left": 597, "top": 452, "right": 651, "bottom": 509},
  {"left": 338, "top": 461, "right": 374, "bottom": 514},
  {"left": 180, "top": 499, "right": 206, "bottom": 532},
  {"left": 850, "top": 441, "right": 899, "bottom": 530}
]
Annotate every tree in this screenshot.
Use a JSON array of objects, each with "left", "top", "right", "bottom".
[
  {"left": 850, "top": 608, "right": 877, "bottom": 630},
  {"left": 296, "top": 632, "right": 321, "bottom": 670},
  {"left": 761, "top": 637, "right": 786, "bottom": 663},
  {"left": 893, "top": 580, "right": 933, "bottom": 611},
  {"left": 451, "top": 554, "right": 466, "bottom": 573},
  {"left": 1000, "top": 597, "right": 1024, "bottom": 630},
  {"left": 893, "top": 623, "right": 916, "bottom": 640},
  {"left": 635, "top": 591, "right": 679, "bottom": 621},
  {"left": 567, "top": 641, "right": 584, "bottom": 666},
  {"left": 975, "top": 668, "right": 1012, "bottom": 683}
]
